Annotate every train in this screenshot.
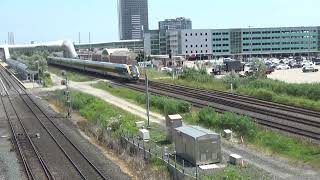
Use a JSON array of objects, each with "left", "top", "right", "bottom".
[{"left": 47, "top": 56, "right": 140, "bottom": 81}]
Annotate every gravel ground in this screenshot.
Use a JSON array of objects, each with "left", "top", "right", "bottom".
[
  {"left": 268, "top": 65, "right": 320, "bottom": 83},
  {"left": 30, "top": 93, "right": 131, "bottom": 180},
  {"left": 0, "top": 98, "right": 25, "bottom": 180}
]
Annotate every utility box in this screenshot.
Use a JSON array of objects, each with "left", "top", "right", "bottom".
[
  {"left": 229, "top": 154, "right": 242, "bottom": 165},
  {"left": 174, "top": 126, "right": 222, "bottom": 166},
  {"left": 223, "top": 129, "right": 232, "bottom": 140},
  {"left": 166, "top": 114, "right": 183, "bottom": 142},
  {"left": 135, "top": 121, "right": 145, "bottom": 129},
  {"left": 139, "top": 129, "right": 150, "bottom": 141}
]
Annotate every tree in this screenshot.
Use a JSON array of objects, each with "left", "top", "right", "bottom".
[
  {"left": 251, "top": 59, "right": 267, "bottom": 79},
  {"left": 135, "top": 51, "right": 145, "bottom": 62}
]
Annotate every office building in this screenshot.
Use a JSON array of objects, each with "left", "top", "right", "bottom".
[
  {"left": 159, "top": 17, "right": 192, "bottom": 31},
  {"left": 144, "top": 26, "right": 320, "bottom": 57},
  {"left": 118, "top": 0, "right": 149, "bottom": 40}
]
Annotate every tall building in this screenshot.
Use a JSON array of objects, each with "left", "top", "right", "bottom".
[
  {"left": 118, "top": 0, "right": 149, "bottom": 40},
  {"left": 159, "top": 17, "right": 192, "bottom": 31}
]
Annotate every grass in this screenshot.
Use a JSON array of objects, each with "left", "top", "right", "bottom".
[
  {"left": 201, "top": 164, "right": 270, "bottom": 180},
  {"left": 140, "top": 68, "right": 171, "bottom": 80},
  {"left": 93, "top": 81, "right": 191, "bottom": 115},
  {"left": 54, "top": 90, "right": 138, "bottom": 134},
  {"left": 48, "top": 66, "right": 95, "bottom": 82}
]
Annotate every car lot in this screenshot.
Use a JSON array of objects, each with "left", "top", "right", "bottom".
[{"left": 268, "top": 65, "right": 320, "bottom": 83}]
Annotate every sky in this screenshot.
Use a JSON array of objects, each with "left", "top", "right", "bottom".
[{"left": 0, "top": 0, "right": 319, "bottom": 44}]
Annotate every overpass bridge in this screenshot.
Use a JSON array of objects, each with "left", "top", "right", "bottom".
[{"left": 0, "top": 40, "right": 78, "bottom": 60}]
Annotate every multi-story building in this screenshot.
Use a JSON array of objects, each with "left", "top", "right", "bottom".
[
  {"left": 182, "top": 26, "right": 320, "bottom": 58},
  {"left": 159, "top": 17, "right": 192, "bottom": 31},
  {"left": 144, "top": 30, "right": 181, "bottom": 55},
  {"left": 145, "top": 26, "right": 320, "bottom": 57},
  {"left": 118, "top": 0, "right": 149, "bottom": 40}
]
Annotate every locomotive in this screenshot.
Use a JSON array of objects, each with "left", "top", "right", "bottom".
[{"left": 47, "top": 56, "right": 140, "bottom": 81}]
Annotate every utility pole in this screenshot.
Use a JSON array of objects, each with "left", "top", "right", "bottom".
[
  {"left": 78, "top": 32, "right": 81, "bottom": 45},
  {"left": 89, "top": 32, "right": 92, "bottom": 60},
  {"left": 145, "top": 74, "right": 150, "bottom": 128}
]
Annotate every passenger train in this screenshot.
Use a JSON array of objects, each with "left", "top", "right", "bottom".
[{"left": 47, "top": 56, "right": 140, "bottom": 81}]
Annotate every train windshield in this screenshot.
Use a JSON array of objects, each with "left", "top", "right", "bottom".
[{"left": 129, "top": 65, "right": 138, "bottom": 75}]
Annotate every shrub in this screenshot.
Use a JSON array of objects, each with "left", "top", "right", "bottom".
[
  {"left": 179, "top": 68, "right": 213, "bottom": 83},
  {"left": 136, "top": 94, "right": 191, "bottom": 115},
  {"left": 198, "top": 108, "right": 257, "bottom": 139}
]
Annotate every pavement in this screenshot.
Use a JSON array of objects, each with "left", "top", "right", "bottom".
[{"left": 268, "top": 65, "right": 320, "bottom": 83}]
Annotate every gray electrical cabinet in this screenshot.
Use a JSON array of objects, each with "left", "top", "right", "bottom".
[{"left": 174, "top": 126, "right": 222, "bottom": 166}]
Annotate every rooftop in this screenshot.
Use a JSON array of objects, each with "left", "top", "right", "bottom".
[{"left": 175, "top": 126, "right": 218, "bottom": 139}]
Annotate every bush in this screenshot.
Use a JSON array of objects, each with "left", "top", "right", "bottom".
[
  {"left": 179, "top": 68, "right": 213, "bottom": 83},
  {"left": 136, "top": 95, "right": 190, "bottom": 115},
  {"left": 247, "top": 79, "right": 320, "bottom": 101},
  {"left": 198, "top": 108, "right": 257, "bottom": 139}
]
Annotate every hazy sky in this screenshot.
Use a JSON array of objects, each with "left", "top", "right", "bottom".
[{"left": 0, "top": 0, "right": 319, "bottom": 44}]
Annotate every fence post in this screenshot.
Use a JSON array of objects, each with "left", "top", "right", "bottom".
[
  {"left": 182, "top": 159, "right": 185, "bottom": 174},
  {"left": 196, "top": 165, "right": 198, "bottom": 180},
  {"left": 175, "top": 154, "right": 177, "bottom": 168},
  {"left": 149, "top": 148, "right": 151, "bottom": 159},
  {"left": 143, "top": 141, "right": 145, "bottom": 159}
]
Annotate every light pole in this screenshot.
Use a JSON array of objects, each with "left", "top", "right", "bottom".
[{"left": 142, "top": 25, "right": 150, "bottom": 128}]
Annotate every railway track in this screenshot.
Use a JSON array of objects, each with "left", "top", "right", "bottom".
[
  {"left": 0, "top": 71, "right": 54, "bottom": 179},
  {"left": 0, "top": 64, "right": 107, "bottom": 180},
  {"left": 111, "top": 80, "right": 320, "bottom": 141}
]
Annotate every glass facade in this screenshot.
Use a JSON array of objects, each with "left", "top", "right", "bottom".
[{"left": 118, "top": 0, "right": 149, "bottom": 40}]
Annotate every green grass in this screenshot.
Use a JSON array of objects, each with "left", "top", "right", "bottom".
[
  {"left": 140, "top": 68, "right": 171, "bottom": 80},
  {"left": 54, "top": 90, "right": 138, "bottom": 134},
  {"left": 93, "top": 81, "right": 191, "bottom": 115},
  {"left": 201, "top": 164, "right": 269, "bottom": 180},
  {"left": 254, "top": 131, "right": 320, "bottom": 168},
  {"left": 48, "top": 66, "right": 95, "bottom": 82}
]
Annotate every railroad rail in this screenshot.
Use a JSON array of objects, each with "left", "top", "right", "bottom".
[
  {"left": 0, "top": 70, "right": 54, "bottom": 179},
  {"left": 111, "top": 80, "right": 320, "bottom": 141},
  {"left": 0, "top": 64, "right": 107, "bottom": 180}
]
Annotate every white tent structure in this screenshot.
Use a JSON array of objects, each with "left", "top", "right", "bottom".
[{"left": 0, "top": 40, "right": 78, "bottom": 60}]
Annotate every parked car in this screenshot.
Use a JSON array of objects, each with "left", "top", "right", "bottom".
[
  {"left": 276, "top": 64, "right": 290, "bottom": 70},
  {"left": 302, "top": 66, "right": 319, "bottom": 73},
  {"left": 161, "top": 67, "right": 173, "bottom": 73}
]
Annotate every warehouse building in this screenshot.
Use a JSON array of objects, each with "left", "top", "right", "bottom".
[
  {"left": 174, "top": 126, "right": 222, "bottom": 166},
  {"left": 144, "top": 26, "right": 320, "bottom": 58}
]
